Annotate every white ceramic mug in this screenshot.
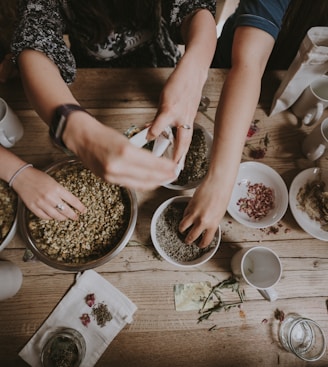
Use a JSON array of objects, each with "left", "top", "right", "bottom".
[
  {"left": 230, "top": 246, "right": 282, "bottom": 302},
  {"left": 291, "top": 75, "right": 328, "bottom": 126},
  {"left": 0, "top": 98, "right": 24, "bottom": 148},
  {"left": 302, "top": 117, "right": 328, "bottom": 161},
  {"left": 0, "top": 259, "right": 23, "bottom": 301}
]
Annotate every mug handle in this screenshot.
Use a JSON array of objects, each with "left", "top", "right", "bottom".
[
  {"left": 303, "top": 102, "right": 324, "bottom": 126},
  {"left": 257, "top": 287, "right": 278, "bottom": 302},
  {"left": 0, "top": 129, "right": 15, "bottom": 148},
  {"left": 305, "top": 143, "right": 326, "bottom": 161}
]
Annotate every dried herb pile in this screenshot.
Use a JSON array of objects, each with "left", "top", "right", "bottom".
[
  {"left": 297, "top": 179, "right": 328, "bottom": 231},
  {"left": 0, "top": 179, "right": 17, "bottom": 242},
  {"left": 173, "top": 128, "right": 209, "bottom": 186},
  {"left": 27, "top": 161, "right": 131, "bottom": 263},
  {"left": 156, "top": 201, "right": 217, "bottom": 263}
]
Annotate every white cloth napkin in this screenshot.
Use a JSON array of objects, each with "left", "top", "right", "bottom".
[{"left": 19, "top": 270, "right": 137, "bottom": 367}]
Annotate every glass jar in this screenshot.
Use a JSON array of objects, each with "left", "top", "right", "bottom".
[{"left": 41, "top": 327, "right": 86, "bottom": 367}]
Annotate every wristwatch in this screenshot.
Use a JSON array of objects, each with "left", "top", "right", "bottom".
[{"left": 49, "top": 104, "right": 89, "bottom": 152}]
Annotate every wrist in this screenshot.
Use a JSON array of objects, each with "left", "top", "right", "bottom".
[
  {"left": 8, "top": 163, "right": 33, "bottom": 188},
  {"left": 62, "top": 111, "right": 99, "bottom": 156},
  {"left": 49, "top": 104, "right": 90, "bottom": 154}
]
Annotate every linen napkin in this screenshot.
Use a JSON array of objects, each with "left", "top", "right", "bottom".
[{"left": 19, "top": 270, "right": 137, "bottom": 367}]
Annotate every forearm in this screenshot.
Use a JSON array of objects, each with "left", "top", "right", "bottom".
[
  {"left": 208, "top": 65, "right": 263, "bottom": 195},
  {"left": 17, "top": 49, "right": 101, "bottom": 155},
  {"left": 179, "top": 9, "right": 217, "bottom": 84},
  {"left": 17, "top": 49, "right": 78, "bottom": 124},
  {"left": 208, "top": 27, "right": 275, "bottom": 194}
]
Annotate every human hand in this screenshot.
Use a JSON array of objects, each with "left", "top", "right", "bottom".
[
  {"left": 146, "top": 62, "right": 204, "bottom": 163},
  {"left": 67, "top": 117, "right": 177, "bottom": 190},
  {"left": 178, "top": 176, "right": 230, "bottom": 248},
  {"left": 12, "top": 166, "right": 86, "bottom": 220}
]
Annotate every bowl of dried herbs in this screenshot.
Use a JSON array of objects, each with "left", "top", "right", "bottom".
[
  {"left": 151, "top": 195, "right": 221, "bottom": 268},
  {"left": 163, "top": 123, "right": 212, "bottom": 191},
  {"left": 0, "top": 179, "right": 18, "bottom": 251},
  {"left": 19, "top": 158, "right": 137, "bottom": 271}
]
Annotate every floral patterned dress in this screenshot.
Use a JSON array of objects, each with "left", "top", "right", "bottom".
[{"left": 12, "top": 0, "right": 216, "bottom": 83}]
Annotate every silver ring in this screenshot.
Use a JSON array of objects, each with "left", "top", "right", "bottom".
[
  {"left": 55, "top": 203, "right": 65, "bottom": 211},
  {"left": 177, "top": 124, "right": 191, "bottom": 130}
]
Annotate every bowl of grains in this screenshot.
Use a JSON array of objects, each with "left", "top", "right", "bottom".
[
  {"left": 18, "top": 158, "right": 137, "bottom": 271},
  {"left": 0, "top": 180, "right": 18, "bottom": 251},
  {"left": 151, "top": 195, "right": 221, "bottom": 268},
  {"left": 227, "top": 161, "right": 288, "bottom": 228},
  {"left": 289, "top": 167, "right": 328, "bottom": 241},
  {"left": 162, "top": 123, "right": 212, "bottom": 190}
]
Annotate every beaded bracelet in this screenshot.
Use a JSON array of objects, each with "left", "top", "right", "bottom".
[{"left": 8, "top": 163, "right": 33, "bottom": 188}]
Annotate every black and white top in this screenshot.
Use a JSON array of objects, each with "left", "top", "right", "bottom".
[{"left": 12, "top": 0, "right": 216, "bottom": 83}]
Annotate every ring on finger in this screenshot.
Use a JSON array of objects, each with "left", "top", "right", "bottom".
[
  {"left": 177, "top": 124, "right": 191, "bottom": 130},
  {"left": 55, "top": 203, "right": 65, "bottom": 211}
]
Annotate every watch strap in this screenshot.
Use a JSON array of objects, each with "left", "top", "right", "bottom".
[{"left": 49, "top": 104, "right": 88, "bottom": 151}]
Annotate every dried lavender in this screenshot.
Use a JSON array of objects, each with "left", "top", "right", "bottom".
[
  {"left": 156, "top": 201, "right": 217, "bottom": 262},
  {"left": 91, "top": 302, "right": 112, "bottom": 327}
]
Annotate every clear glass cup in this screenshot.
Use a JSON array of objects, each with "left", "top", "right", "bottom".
[
  {"left": 41, "top": 327, "right": 86, "bottom": 367},
  {"left": 278, "top": 313, "right": 326, "bottom": 361}
]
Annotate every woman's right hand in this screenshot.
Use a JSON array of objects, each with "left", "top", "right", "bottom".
[{"left": 63, "top": 112, "right": 178, "bottom": 191}]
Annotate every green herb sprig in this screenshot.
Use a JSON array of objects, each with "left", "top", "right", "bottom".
[{"left": 197, "top": 276, "right": 244, "bottom": 323}]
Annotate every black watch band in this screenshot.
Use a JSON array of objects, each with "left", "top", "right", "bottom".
[{"left": 49, "top": 104, "right": 89, "bottom": 151}]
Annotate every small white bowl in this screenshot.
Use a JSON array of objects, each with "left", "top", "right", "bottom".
[
  {"left": 163, "top": 123, "right": 213, "bottom": 190},
  {"left": 151, "top": 196, "right": 221, "bottom": 268},
  {"left": 227, "top": 162, "right": 288, "bottom": 228},
  {"left": 289, "top": 167, "right": 328, "bottom": 241}
]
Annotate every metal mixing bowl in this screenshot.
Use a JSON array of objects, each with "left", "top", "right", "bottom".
[{"left": 18, "top": 158, "right": 138, "bottom": 271}]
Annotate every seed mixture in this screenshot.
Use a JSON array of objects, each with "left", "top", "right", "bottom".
[
  {"left": 237, "top": 182, "right": 275, "bottom": 220},
  {"left": 43, "top": 335, "right": 80, "bottom": 367},
  {"left": 296, "top": 179, "right": 328, "bottom": 231},
  {"left": 0, "top": 179, "right": 17, "bottom": 242},
  {"left": 173, "top": 128, "right": 209, "bottom": 186},
  {"left": 156, "top": 201, "right": 217, "bottom": 263},
  {"left": 27, "top": 161, "right": 131, "bottom": 263}
]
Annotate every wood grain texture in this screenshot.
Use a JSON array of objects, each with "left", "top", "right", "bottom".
[{"left": 1, "top": 69, "right": 328, "bottom": 367}]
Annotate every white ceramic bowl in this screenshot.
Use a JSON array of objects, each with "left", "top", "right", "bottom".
[
  {"left": 289, "top": 167, "right": 328, "bottom": 241},
  {"left": 227, "top": 162, "right": 288, "bottom": 228},
  {"left": 151, "top": 196, "right": 221, "bottom": 268},
  {"left": 163, "top": 123, "right": 213, "bottom": 190}
]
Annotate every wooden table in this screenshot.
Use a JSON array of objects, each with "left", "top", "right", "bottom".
[{"left": 0, "top": 68, "right": 328, "bottom": 367}]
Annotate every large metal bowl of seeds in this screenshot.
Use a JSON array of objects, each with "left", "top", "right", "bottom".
[
  {"left": 163, "top": 123, "right": 212, "bottom": 190},
  {"left": 151, "top": 195, "right": 221, "bottom": 268},
  {"left": 18, "top": 158, "right": 137, "bottom": 271},
  {"left": 0, "top": 179, "right": 18, "bottom": 251}
]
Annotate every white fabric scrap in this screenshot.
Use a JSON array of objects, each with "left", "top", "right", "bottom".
[{"left": 19, "top": 270, "right": 137, "bottom": 367}]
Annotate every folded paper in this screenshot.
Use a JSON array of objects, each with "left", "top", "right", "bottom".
[{"left": 270, "top": 27, "right": 328, "bottom": 116}]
